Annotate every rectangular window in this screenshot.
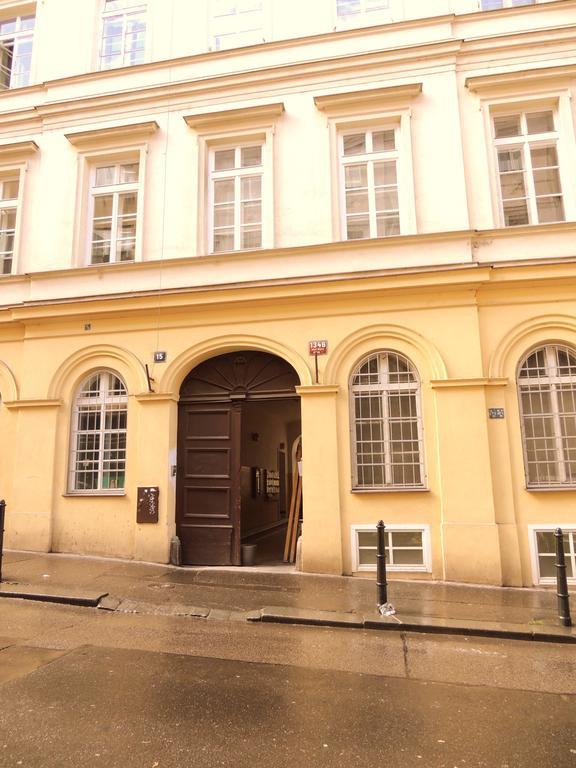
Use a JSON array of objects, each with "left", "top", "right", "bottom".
[
  {"left": 211, "top": 0, "right": 265, "bottom": 51},
  {"left": 100, "top": 0, "right": 146, "bottom": 70},
  {"left": 0, "top": 14, "right": 34, "bottom": 90},
  {"left": 336, "top": 0, "right": 391, "bottom": 26},
  {"left": 352, "top": 525, "right": 430, "bottom": 572},
  {"left": 209, "top": 143, "right": 263, "bottom": 253},
  {"left": 340, "top": 127, "right": 400, "bottom": 240},
  {"left": 89, "top": 161, "right": 139, "bottom": 264},
  {"left": 481, "top": 0, "right": 535, "bottom": 9},
  {"left": 0, "top": 176, "right": 19, "bottom": 274},
  {"left": 493, "top": 109, "right": 564, "bottom": 227},
  {"left": 530, "top": 527, "right": 576, "bottom": 584}
]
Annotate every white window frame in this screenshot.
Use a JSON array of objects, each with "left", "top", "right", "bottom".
[
  {"left": 75, "top": 147, "right": 146, "bottom": 268},
  {"left": 0, "top": 12, "right": 35, "bottom": 90},
  {"left": 99, "top": 0, "right": 146, "bottom": 70},
  {"left": 68, "top": 369, "right": 128, "bottom": 495},
  {"left": 517, "top": 344, "right": 576, "bottom": 489},
  {"left": 480, "top": 0, "right": 535, "bottom": 10},
  {"left": 209, "top": 0, "right": 269, "bottom": 52},
  {"left": 86, "top": 156, "right": 141, "bottom": 266},
  {"left": 492, "top": 107, "right": 565, "bottom": 227},
  {"left": 335, "top": 0, "right": 395, "bottom": 29},
  {"left": 327, "top": 111, "right": 415, "bottom": 242},
  {"left": 0, "top": 169, "right": 23, "bottom": 276},
  {"left": 351, "top": 524, "right": 431, "bottom": 573},
  {"left": 339, "top": 126, "right": 403, "bottom": 241},
  {"left": 350, "top": 350, "right": 426, "bottom": 491},
  {"left": 528, "top": 525, "right": 576, "bottom": 585}
]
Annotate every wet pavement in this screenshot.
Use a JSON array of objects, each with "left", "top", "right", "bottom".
[
  {"left": 0, "top": 550, "right": 574, "bottom": 642},
  {"left": 0, "top": 644, "right": 574, "bottom": 768}
]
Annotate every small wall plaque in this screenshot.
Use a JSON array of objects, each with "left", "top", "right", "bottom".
[
  {"left": 154, "top": 351, "right": 167, "bottom": 363},
  {"left": 488, "top": 408, "right": 505, "bottom": 419},
  {"left": 137, "top": 486, "right": 159, "bottom": 523},
  {"left": 308, "top": 340, "right": 328, "bottom": 356}
]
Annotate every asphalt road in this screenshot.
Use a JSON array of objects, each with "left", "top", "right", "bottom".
[{"left": 0, "top": 599, "right": 574, "bottom": 767}]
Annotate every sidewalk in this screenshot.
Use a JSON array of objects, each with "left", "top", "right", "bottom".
[{"left": 0, "top": 550, "right": 574, "bottom": 643}]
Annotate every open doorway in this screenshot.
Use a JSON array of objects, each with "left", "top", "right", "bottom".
[{"left": 176, "top": 351, "right": 302, "bottom": 566}]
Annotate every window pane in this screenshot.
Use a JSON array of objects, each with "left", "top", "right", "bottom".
[
  {"left": 533, "top": 168, "right": 561, "bottom": 196},
  {"left": 346, "top": 189, "right": 369, "bottom": 214},
  {"left": 498, "top": 149, "right": 523, "bottom": 172},
  {"left": 119, "top": 163, "right": 139, "bottom": 183},
  {"left": 503, "top": 200, "right": 529, "bottom": 226},
  {"left": 241, "top": 227, "right": 261, "bottom": 249},
  {"left": 536, "top": 196, "right": 564, "bottom": 223},
  {"left": 214, "top": 149, "right": 236, "bottom": 171},
  {"left": 531, "top": 145, "right": 558, "bottom": 169},
  {"left": 118, "top": 193, "right": 137, "bottom": 215},
  {"left": 214, "top": 204, "right": 234, "bottom": 228},
  {"left": 241, "top": 175, "right": 261, "bottom": 200},
  {"left": 213, "top": 231, "right": 234, "bottom": 252},
  {"left": 375, "top": 189, "right": 399, "bottom": 212},
  {"left": 357, "top": 531, "right": 376, "bottom": 548},
  {"left": 374, "top": 161, "right": 397, "bottom": 186},
  {"left": 94, "top": 195, "right": 113, "bottom": 218},
  {"left": 358, "top": 548, "right": 378, "bottom": 566},
  {"left": 500, "top": 172, "right": 526, "bottom": 200},
  {"left": 494, "top": 114, "right": 521, "bottom": 139},
  {"left": 241, "top": 146, "right": 262, "bottom": 167},
  {"left": 343, "top": 133, "right": 366, "bottom": 156},
  {"left": 95, "top": 166, "right": 115, "bottom": 187},
  {"left": 372, "top": 130, "right": 395, "bottom": 152},
  {"left": 347, "top": 216, "right": 370, "bottom": 239},
  {"left": 1, "top": 179, "right": 19, "bottom": 199},
  {"left": 214, "top": 179, "right": 235, "bottom": 204},
  {"left": 376, "top": 214, "right": 400, "bottom": 237},
  {"left": 526, "top": 111, "right": 554, "bottom": 134},
  {"left": 241, "top": 200, "right": 261, "bottom": 224},
  {"left": 345, "top": 164, "right": 368, "bottom": 189},
  {"left": 393, "top": 548, "right": 424, "bottom": 565}
]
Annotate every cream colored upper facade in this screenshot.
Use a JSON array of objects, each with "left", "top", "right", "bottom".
[{"left": 1, "top": 0, "right": 576, "bottom": 586}]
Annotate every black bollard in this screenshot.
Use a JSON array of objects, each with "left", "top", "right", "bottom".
[
  {"left": 555, "top": 528, "right": 572, "bottom": 628},
  {"left": 0, "top": 499, "right": 5, "bottom": 583},
  {"left": 376, "top": 520, "right": 388, "bottom": 607},
  {"left": 376, "top": 521, "right": 395, "bottom": 615}
]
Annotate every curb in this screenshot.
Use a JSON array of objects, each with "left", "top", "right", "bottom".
[{"left": 0, "top": 586, "right": 108, "bottom": 608}]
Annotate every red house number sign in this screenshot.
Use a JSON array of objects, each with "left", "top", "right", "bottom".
[{"left": 309, "top": 340, "right": 328, "bottom": 356}]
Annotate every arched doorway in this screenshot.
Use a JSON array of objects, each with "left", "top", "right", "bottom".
[{"left": 176, "top": 351, "right": 301, "bottom": 566}]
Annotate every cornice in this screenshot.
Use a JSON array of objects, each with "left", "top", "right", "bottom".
[
  {"left": 0, "top": 40, "right": 461, "bottom": 133},
  {"left": 314, "top": 83, "right": 422, "bottom": 112},
  {"left": 0, "top": 140, "right": 39, "bottom": 159},
  {"left": 430, "top": 378, "right": 509, "bottom": 390},
  {"left": 466, "top": 63, "right": 576, "bottom": 94},
  {"left": 3, "top": 399, "right": 62, "bottom": 410},
  {"left": 296, "top": 385, "right": 340, "bottom": 397},
  {"left": 65, "top": 120, "right": 159, "bottom": 147},
  {"left": 184, "top": 102, "right": 285, "bottom": 132}
]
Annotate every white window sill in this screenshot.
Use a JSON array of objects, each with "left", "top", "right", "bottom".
[
  {"left": 351, "top": 486, "right": 429, "bottom": 493},
  {"left": 525, "top": 485, "right": 576, "bottom": 492},
  {"left": 63, "top": 491, "right": 126, "bottom": 497}
]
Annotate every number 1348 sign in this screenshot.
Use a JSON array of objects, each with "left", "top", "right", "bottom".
[{"left": 309, "top": 340, "right": 328, "bottom": 356}]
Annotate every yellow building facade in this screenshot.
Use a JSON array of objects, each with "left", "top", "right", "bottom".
[{"left": 1, "top": 0, "right": 576, "bottom": 587}]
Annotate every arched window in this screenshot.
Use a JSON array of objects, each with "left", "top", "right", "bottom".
[
  {"left": 518, "top": 344, "right": 576, "bottom": 487},
  {"left": 69, "top": 370, "right": 128, "bottom": 492},
  {"left": 351, "top": 351, "right": 425, "bottom": 489}
]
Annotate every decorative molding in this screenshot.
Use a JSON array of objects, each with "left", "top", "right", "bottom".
[
  {"left": 3, "top": 399, "right": 62, "bottom": 410},
  {"left": 65, "top": 121, "right": 159, "bottom": 148},
  {"left": 314, "top": 83, "right": 422, "bottom": 113},
  {"left": 430, "top": 378, "right": 509, "bottom": 389},
  {"left": 466, "top": 64, "right": 576, "bottom": 95},
  {"left": 296, "top": 385, "right": 340, "bottom": 396},
  {"left": 135, "top": 392, "right": 178, "bottom": 404},
  {"left": 184, "top": 102, "right": 284, "bottom": 132},
  {"left": 0, "top": 140, "right": 39, "bottom": 160}
]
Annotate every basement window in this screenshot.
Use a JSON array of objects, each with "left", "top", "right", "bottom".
[
  {"left": 0, "top": 15, "right": 34, "bottom": 90},
  {"left": 351, "top": 524, "right": 430, "bottom": 572},
  {"left": 530, "top": 526, "right": 576, "bottom": 584}
]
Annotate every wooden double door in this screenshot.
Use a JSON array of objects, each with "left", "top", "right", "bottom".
[{"left": 176, "top": 352, "right": 300, "bottom": 566}]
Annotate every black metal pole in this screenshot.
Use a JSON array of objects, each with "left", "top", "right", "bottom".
[
  {"left": 555, "top": 527, "right": 572, "bottom": 628},
  {"left": 0, "top": 499, "right": 5, "bottom": 583},
  {"left": 376, "top": 520, "right": 388, "bottom": 607}
]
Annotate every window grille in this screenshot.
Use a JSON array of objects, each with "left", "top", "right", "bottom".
[
  {"left": 531, "top": 527, "right": 576, "bottom": 583},
  {"left": 518, "top": 345, "right": 576, "bottom": 487},
  {"left": 351, "top": 351, "right": 425, "bottom": 489},
  {"left": 69, "top": 371, "right": 128, "bottom": 492},
  {"left": 352, "top": 525, "right": 430, "bottom": 571}
]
